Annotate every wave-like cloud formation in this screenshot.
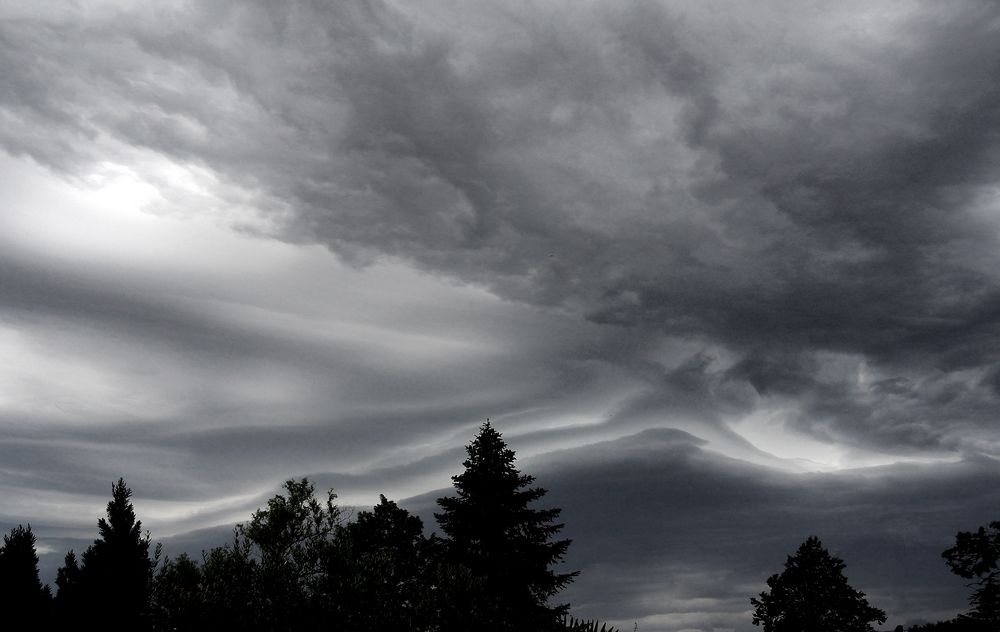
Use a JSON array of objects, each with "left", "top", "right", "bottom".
[
  {"left": 4, "top": 0, "right": 999, "bottom": 457},
  {"left": 2, "top": 2, "right": 1000, "bottom": 629}
]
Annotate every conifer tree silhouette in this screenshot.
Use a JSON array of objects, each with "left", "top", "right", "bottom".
[
  {"left": 0, "top": 524, "right": 50, "bottom": 622},
  {"left": 435, "top": 421, "right": 577, "bottom": 630},
  {"left": 78, "top": 478, "right": 158, "bottom": 631},
  {"left": 54, "top": 549, "right": 83, "bottom": 625}
]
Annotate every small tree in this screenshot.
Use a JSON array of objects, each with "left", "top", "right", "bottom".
[
  {"left": 0, "top": 524, "right": 51, "bottom": 620},
  {"left": 54, "top": 549, "right": 83, "bottom": 625},
  {"left": 751, "top": 536, "right": 886, "bottom": 632},
  {"left": 239, "top": 478, "right": 341, "bottom": 580},
  {"left": 151, "top": 553, "right": 205, "bottom": 632},
  {"left": 199, "top": 533, "right": 264, "bottom": 631},
  {"left": 334, "top": 495, "right": 430, "bottom": 631},
  {"left": 229, "top": 478, "right": 342, "bottom": 631},
  {"left": 435, "top": 421, "right": 577, "bottom": 630},
  {"left": 942, "top": 520, "right": 1000, "bottom": 626},
  {"left": 78, "top": 478, "right": 159, "bottom": 631}
]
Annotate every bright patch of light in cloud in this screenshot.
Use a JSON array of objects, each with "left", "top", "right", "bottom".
[{"left": 3, "top": 2, "right": 1000, "bottom": 628}]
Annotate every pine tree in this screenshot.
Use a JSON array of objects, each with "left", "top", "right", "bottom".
[
  {"left": 435, "top": 421, "right": 577, "bottom": 630},
  {"left": 0, "top": 524, "right": 50, "bottom": 620},
  {"left": 78, "top": 478, "right": 159, "bottom": 631},
  {"left": 751, "top": 536, "right": 886, "bottom": 632},
  {"left": 54, "top": 549, "right": 83, "bottom": 625}
]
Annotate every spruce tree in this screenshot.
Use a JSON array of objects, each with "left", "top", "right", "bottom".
[
  {"left": 78, "top": 478, "right": 158, "bottom": 631},
  {"left": 0, "top": 524, "right": 50, "bottom": 621},
  {"left": 435, "top": 421, "right": 577, "bottom": 630},
  {"left": 54, "top": 549, "right": 82, "bottom": 625}
]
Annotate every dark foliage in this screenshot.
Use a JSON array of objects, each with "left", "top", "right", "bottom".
[
  {"left": 332, "top": 494, "right": 429, "bottom": 631},
  {"left": 435, "top": 421, "right": 578, "bottom": 631},
  {"left": 0, "top": 524, "right": 51, "bottom": 622},
  {"left": 199, "top": 533, "right": 264, "bottom": 631},
  {"left": 750, "top": 536, "right": 886, "bottom": 632},
  {"left": 216, "top": 478, "right": 341, "bottom": 631},
  {"left": 904, "top": 617, "right": 993, "bottom": 631},
  {"left": 151, "top": 553, "right": 205, "bottom": 632},
  {"left": 61, "top": 478, "right": 159, "bottom": 631},
  {"left": 942, "top": 521, "right": 1000, "bottom": 625},
  {"left": 53, "top": 549, "right": 82, "bottom": 626},
  {"left": 561, "top": 615, "right": 622, "bottom": 631}
]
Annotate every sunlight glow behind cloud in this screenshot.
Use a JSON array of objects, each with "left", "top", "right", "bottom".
[{"left": 3, "top": 2, "right": 1000, "bottom": 629}]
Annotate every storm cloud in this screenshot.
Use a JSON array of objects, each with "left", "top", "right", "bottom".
[{"left": 2, "top": 1, "right": 1000, "bottom": 630}]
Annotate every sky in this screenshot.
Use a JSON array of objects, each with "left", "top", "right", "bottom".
[{"left": 1, "top": 0, "right": 999, "bottom": 629}]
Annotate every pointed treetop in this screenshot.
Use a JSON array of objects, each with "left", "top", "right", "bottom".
[
  {"left": 435, "top": 418, "right": 577, "bottom": 626},
  {"left": 0, "top": 523, "right": 46, "bottom": 599},
  {"left": 97, "top": 477, "right": 143, "bottom": 544}
]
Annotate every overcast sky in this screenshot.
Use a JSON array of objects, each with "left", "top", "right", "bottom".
[{"left": 2, "top": 1, "right": 1000, "bottom": 629}]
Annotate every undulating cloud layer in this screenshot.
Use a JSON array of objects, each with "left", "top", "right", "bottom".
[{"left": 1, "top": 1, "right": 999, "bottom": 630}]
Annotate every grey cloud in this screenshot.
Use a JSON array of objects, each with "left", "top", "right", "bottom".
[
  {"left": 0, "top": 243, "right": 656, "bottom": 518},
  {"left": 396, "top": 427, "right": 1000, "bottom": 630},
  {"left": 527, "top": 430, "right": 1000, "bottom": 631},
  {"left": 4, "top": 4, "right": 1000, "bottom": 627},
  {"left": 5, "top": 0, "right": 997, "bottom": 455}
]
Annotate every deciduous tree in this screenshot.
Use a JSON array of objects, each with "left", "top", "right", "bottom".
[
  {"left": 942, "top": 520, "right": 1000, "bottom": 626},
  {"left": 751, "top": 536, "right": 886, "bottom": 632},
  {"left": 334, "top": 495, "right": 429, "bottom": 631},
  {"left": 151, "top": 553, "right": 205, "bottom": 632}
]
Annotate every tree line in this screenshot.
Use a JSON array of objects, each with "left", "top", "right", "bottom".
[
  {"left": 0, "top": 421, "right": 998, "bottom": 631},
  {"left": 0, "top": 422, "right": 604, "bottom": 631}
]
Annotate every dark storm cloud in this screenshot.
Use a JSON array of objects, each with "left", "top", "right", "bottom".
[
  {"left": 4, "top": 5, "right": 1000, "bottom": 629},
  {"left": 3, "top": 0, "right": 999, "bottom": 455}
]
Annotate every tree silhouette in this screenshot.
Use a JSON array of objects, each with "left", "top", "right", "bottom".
[
  {"left": 199, "top": 532, "right": 264, "bottom": 631},
  {"left": 333, "top": 495, "right": 430, "bottom": 631},
  {"left": 942, "top": 520, "right": 1000, "bottom": 626},
  {"left": 151, "top": 553, "right": 206, "bottom": 632},
  {"left": 240, "top": 478, "right": 341, "bottom": 581},
  {"left": 78, "top": 478, "right": 159, "bottom": 631},
  {"left": 54, "top": 549, "right": 83, "bottom": 625},
  {"left": 0, "top": 524, "right": 51, "bottom": 621},
  {"left": 751, "top": 536, "right": 886, "bottom": 632},
  {"left": 203, "top": 478, "right": 342, "bottom": 631},
  {"left": 435, "top": 421, "right": 577, "bottom": 630}
]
